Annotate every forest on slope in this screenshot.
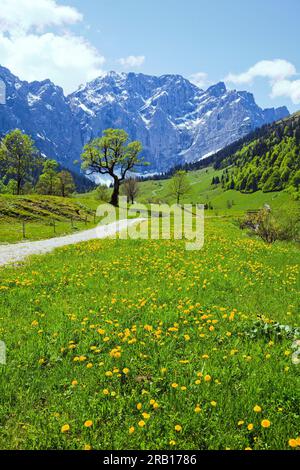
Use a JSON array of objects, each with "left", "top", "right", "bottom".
[{"left": 215, "top": 112, "right": 300, "bottom": 195}]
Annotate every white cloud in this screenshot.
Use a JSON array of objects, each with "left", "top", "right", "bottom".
[
  {"left": 225, "top": 59, "right": 300, "bottom": 105},
  {"left": 225, "top": 59, "right": 296, "bottom": 85},
  {"left": 271, "top": 79, "right": 300, "bottom": 105},
  {"left": 0, "top": 32, "right": 105, "bottom": 94},
  {"left": 189, "top": 72, "right": 209, "bottom": 89},
  {"left": 0, "top": 0, "right": 82, "bottom": 34},
  {"left": 118, "top": 55, "right": 145, "bottom": 68},
  {"left": 0, "top": 0, "right": 105, "bottom": 94}
]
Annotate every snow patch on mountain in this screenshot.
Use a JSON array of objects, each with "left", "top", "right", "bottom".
[{"left": 0, "top": 66, "right": 289, "bottom": 174}]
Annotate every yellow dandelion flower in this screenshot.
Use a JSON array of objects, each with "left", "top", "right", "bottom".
[
  {"left": 169, "top": 440, "right": 176, "bottom": 445},
  {"left": 288, "top": 439, "right": 298, "bottom": 448},
  {"left": 247, "top": 423, "right": 254, "bottom": 431},
  {"left": 123, "top": 368, "right": 129, "bottom": 374},
  {"left": 211, "top": 401, "right": 217, "bottom": 407},
  {"left": 253, "top": 405, "right": 262, "bottom": 413},
  {"left": 103, "top": 389, "right": 109, "bottom": 395},
  {"left": 129, "top": 426, "right": 135, "bottom": 434},
  {"left": 84, "top": 420, "right": 93, "bottom": 428},
  {"left": 84, "top": 444, "right": 92, "bottom": 451},
  {"left": 142, "top": 412, "right": 150, "bottom": 419},
  {"left": 71, "top": 380, "right": 78, "bottom": 386},
  {"left": 261, "top": 419, "right": 271, "bottom": 428},
  {"left": 175, "top": 425, "right": 182, "bottom": 432},
  {"left": 138, "top": 420, "right": 146, "bottom": 428},
  {"left": 171, "top": 383, "right": 179, "bottom": 388},
  {"left": 61, "top": 424, "right": 70, "bottom": 433},
  {"left": 204, "top": 374, "right": 212, "bottom": 382},
  {"left": 195, "top": 406, "right": 201, "bottom": 413}
]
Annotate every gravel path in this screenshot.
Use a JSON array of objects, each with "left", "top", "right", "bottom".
[{"left": 0, "top": 219, "right": 144, "bottom": 267}]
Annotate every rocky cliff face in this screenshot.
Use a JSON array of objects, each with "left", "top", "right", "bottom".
[
  {"left": 0, "top": 66, "right": 289, "bottom": 174},
  {"left": 0, "top": 66, "right": 81, "bottom": 171}
]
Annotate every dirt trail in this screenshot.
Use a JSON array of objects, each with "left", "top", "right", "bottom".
[{"left": 0, "top": 219, "right": 144, "bottom": 267}]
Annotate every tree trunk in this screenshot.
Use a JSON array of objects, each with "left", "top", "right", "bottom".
[
  {"left": 17, "top": 178, "right": 21, "bottom": 196},
  {"left": 110, "top": 178, "right": 120, "bottom": 207}
]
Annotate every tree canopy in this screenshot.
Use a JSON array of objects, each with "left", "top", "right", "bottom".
[
  {"left": 0, "top": 129, "right": 40, "bottom": 194},
  {"left": 169, "top": 170, "right": 191, "bottom": 204},
  {"left": 82, "top": 129, "right": 145, "bottom": 206}
]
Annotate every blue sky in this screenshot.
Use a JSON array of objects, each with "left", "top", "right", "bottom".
[{"left": 1, "top": 0, "right": 299, "bottom": 111}]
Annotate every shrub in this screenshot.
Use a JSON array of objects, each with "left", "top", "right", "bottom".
[
  {"left": 96, "top": 185, "right": 110, "bottom": 202},
  {"left": 240, "top": 206, "right": 300, "bottom": 243}
]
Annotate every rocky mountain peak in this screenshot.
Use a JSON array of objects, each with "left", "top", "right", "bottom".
[
  {"left": 0, "top": 66, "right": 290, "bottom": 174},
  {"left": 207, "top": 81, "right": 227, "bottom": 97}
]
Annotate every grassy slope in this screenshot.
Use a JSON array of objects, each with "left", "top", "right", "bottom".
[
  {"left": 0, "top": 194, "right": 97, "bottom": 243},
  {"left": 137, "top": 167, "right": 296, "bottom": 216},
  {"left": 0, "top": 217, "right": 299, "bottom": 450},
  {"left": 1, "top": 167, "right": 297, "bottom": 243}
]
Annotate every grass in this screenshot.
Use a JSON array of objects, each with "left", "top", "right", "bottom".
[
  {"left": 0, "top": 216, "right": 299, "bottom": 450},
  {"left": 1, "top": 167, "right": 297, "bottom": 243},
  {"left": 0, "top": 170, "right": 299, "bottom": 450},
  {"left": 0, "top": 194, "right": 97, "bottom": 243},
  {"left": 137, "top": 167, "right": 297, "bottom": 216}
]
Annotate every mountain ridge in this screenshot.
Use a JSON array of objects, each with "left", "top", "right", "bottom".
[{"left": 0, "top": 66, "right": 290, "bottom": 174}]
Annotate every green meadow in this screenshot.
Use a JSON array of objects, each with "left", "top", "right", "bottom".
[
  {"left": 0, "top": 167, "right": 297, "bottom": 244},
  {"left": 0, "top": 183, "right": 299, "bottom": 449}
]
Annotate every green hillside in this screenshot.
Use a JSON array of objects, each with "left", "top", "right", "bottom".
[
  {"left": 0, "top": 194, "right": 97, "bottom": 243},
  {"left": 136, "top": 167, "right": 297, "bottom": 216},
  {"left": 216, "top": 112, "right": 300, "bottom": 194}
]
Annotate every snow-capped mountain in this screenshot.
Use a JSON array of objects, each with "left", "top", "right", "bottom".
[
  {"left": 0, "top": 66, "right": 289, "bottom": 174},
  {"left": 0, "top": 65, "right": 81, "bottom": 171}
]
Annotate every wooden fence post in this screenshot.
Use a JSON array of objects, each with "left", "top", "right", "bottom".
[{"left": 22, "top": 221, "right": 26, "bottom": 239}]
